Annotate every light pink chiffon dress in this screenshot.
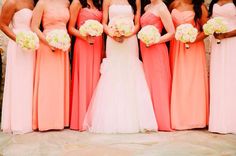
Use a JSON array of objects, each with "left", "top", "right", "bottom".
[
  {"left": 1, "top": 9, "right": 35, "bottom": 134},
  {"left": 209, "top": 3, "right": 236, "bottom": 134}
]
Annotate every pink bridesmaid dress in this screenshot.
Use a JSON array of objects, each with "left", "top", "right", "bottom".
[
  {"left": 209, "top": 3, "right": 236, "bottom": 134},
  {"left": 70, "top": 8, "right": 103, "bottom": 131},
  {"left": 33, "top": 2, "right": 70, "bottom": 131},
  {"left": 1, "top": 9, "right": 35, "bottom": 134},
  {"left": 170, "top": 9, "right": 209, "bottom": 130},
  {"left": 140, "top": 11, "right": 172, "bottom": 131}
]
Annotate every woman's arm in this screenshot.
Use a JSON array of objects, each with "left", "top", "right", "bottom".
[
  {"left": 130, "top": 0, "right": 141, "bottom": 36},
  {"left": 0, "top": 0, "right": 16, "bottom": 41},
  {"left": 194, "top": 4, "right": 208, "bottom": 42},
  {"left": 102, "top": 0, "right": 112, "bottom": 37},
  {"left": 214, "top": 29, "right": 236, "bottom": 39},
  {"left": 31, "top": 0, "right": 49, "bottom": 45},
  {"left": 158, "top": 3, "right": 175, "bottom": 43},
  {"left": 68, "top": 0, "right": 87, "bottom": 41},
  {"left": 124, "top": 0, "right": 141, "bottom": 39}
]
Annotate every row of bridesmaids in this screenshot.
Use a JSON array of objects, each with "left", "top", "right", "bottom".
[{"left": 0, "top": 0, "right": 236, "bottom": 134}]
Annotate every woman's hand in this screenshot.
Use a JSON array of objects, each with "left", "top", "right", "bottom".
[
  {"left": 124, "top": 32, "right": 135, "bottom": 39},
  {"left": 87, "top": 35, "right": 96, "bottom": 45},
  {"left": 107, "top": 30, "right": 125, "bottom": 43},
  {"left": 77, "top": 34, "right": 96, "bottom": 44},
  {"left": 112, "top": 36, "right": 124, "bottom": 43},
  {"left": 214, "top": 33, "right": 225, "bottom": 40}
]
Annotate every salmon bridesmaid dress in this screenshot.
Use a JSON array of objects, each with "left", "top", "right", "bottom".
[
  {"left": 209, "top": 3, "right": 236, "bottom": 134},
  {"left": 70, "top": 8, "right": 103, "bottom": 131},
  {"left": 33, "top": 2, "right": 70, "bottom": 131},
  {"left": 170, "top": 9, "right": 209, "bottom": 130},
  {"left": 1, "top": 9, "right": 35, "bottom": 134},
  {"left": 140, "top": 11, "right": 172, "bottom": 131}
]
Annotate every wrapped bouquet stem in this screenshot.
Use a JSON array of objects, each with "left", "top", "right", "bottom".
[
  {"left": 87, "top": 36, "right": 96, "bottom": 45},
  {"left": 185, "top": 43, "right": 190, "bottom": 49},
  {"left": 216, "top": 39, "right": 221, "bottom": 44}
]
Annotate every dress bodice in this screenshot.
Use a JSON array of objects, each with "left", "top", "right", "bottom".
[
  {"left": 171, "top": 9, "right": 195, "bottom": 27},
  {"left": 108, "top": 4, "right": 134, "bottom": 21},
  {"left": 12, "top": 8, "right": 32, "bottom": 30},
  {"left": 140, "top": 12, "right": 163, "bottom": 32},
  {"left": 77, "top": 8, "right": 102, "bottom": 27},
  {"left": 42, "top": 2, "right": 70, "bottom": 32},
  {"left": 212, "top": 3, "right": 236, "bottom": 31}
]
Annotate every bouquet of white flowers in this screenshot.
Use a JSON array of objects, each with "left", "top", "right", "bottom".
[
  {"left": 138, "top": 25, "right": 161, "bottom": 47},
  {"left": 175, "top": 24, "right": 198, "bottom": 49},
  {"left": 79, "top": 19, "right": 103, "bottom": 37},
  {"left": 16, "top": 31, "right": 39, "bottom": 51},
  {"left": 46, "top": 29, "right": 71, "bottom": 52},
  {"left": 203, "top": 17, "right": 228, "bottom": 44},
  {"left": 108, "top": 17, "right": 134, "bottom": 37}
]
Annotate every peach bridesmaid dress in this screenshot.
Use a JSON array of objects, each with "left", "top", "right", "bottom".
[
  {"left": 140, "top": 11, "right": 172, "bottom": 131},
  {"left": 33, "top": 2, "right": 70, "bottom": 131},
  {"left": 209, "top": 3, "right": 236, "bottom": 134},
  {"left": 1, "top": 9, "right": 35, "bottom": 134},
  {"left": 70, "top": 8, "right": 103, "bottom": 131},
  {"left": 170, "top": 9, "right": 209, "bottom": 130}
]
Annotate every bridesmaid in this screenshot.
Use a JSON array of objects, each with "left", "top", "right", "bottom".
[
  {"left": 31, "top": 0, "right": 70, "bottom": 131},
  {"left": 169, "top": 0, "right": 209, "bottom": 130},
  {"left": 0, "top": 0, "right": 35, "bottom": 134},
  {"left": 208, "top": 0, "right": 236, "bottom": 134},
  {"left": 69, "top": 0, "right": 103, "bottom": 131},
  {"left": 140, "top": 0, "right": 175, "bottom": 131}
]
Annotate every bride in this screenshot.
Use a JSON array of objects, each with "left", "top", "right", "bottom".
[{"left": 83, "top": 0, "right": 158, "bottom": 133}]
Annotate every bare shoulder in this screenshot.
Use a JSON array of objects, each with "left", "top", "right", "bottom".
[
  {"left": 157, "top": 2, "right": 171, "bottom": 16},
  {"left": 158, "top": 1, "right": 168, "bottom": 10},
  {"left": 1, "top": 0, "right": 16, "bottom": 12},
  {"left": 169, "top": 0, "right": 180, "bottom": 11},
  {"left": 144, "top": 4, "right": 150, "bottom": 12},
  {"left": 103, "top": 0, "right": 111, "bottom": 6},
  {"left": 3, "top": 0, "right": 16, "bottom": 8},
  {"left": 201, "top": 3, "right": 208, "bottom": 11},
  {"left": 35, "top": 0, "right": 46, "bottom": 8},
  {"left": 71, "top": 0, "right": 80, "bottom": 5},
  {"left": 5, "top": 0, "right": 16, "bottom": 5}
]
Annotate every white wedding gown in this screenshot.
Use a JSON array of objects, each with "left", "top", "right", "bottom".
[{"left": 83, "top": 4, "right": 158, "bottom": 133}]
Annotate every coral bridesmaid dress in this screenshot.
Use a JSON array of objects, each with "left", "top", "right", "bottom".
[
  {"left": 170, "top": 9, "right": 209, "bottom": 130},
  {"left": 70, "top": 8, "right": 103, "bottom": 131},
  {"left": 1, "top": 9, "right": 35, "bottom": 134},
  {"left": 209, "top": 3, "right": 236, "bottom": 134},
  {"left": 33, "top": 3, "right": 70, "bottom": 131},
  {"left": 83, "top": 4, "right": 157, "bottom": 133},
  {"left": 140, "top": 11, "right": 172, "bottom": 131}
]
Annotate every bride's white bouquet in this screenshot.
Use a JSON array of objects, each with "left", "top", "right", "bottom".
[
  {"left": 46, "top": 29, "right": 71, "bottom": 52},
  {"left": 16, "top": 30, "right": 39, "bottom": 51},
  {"left": 175, "top": 23, "right": 198, "bottom": 49},
  {"left": 138, "top": 25, "right": 161, "bottom": 47},
  {"left": 108, "top": 17, "right": 134, "bottom": 37}
]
